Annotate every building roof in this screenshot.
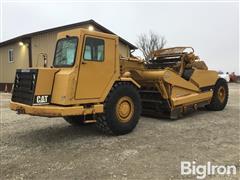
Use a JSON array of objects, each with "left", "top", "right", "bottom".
[{"left": 0, "top": 19, "right": 137, "bottom": 49}]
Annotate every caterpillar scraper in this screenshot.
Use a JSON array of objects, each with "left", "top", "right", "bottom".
[{"left": 10, "top": 28, "right": 228, "bottom": 135}]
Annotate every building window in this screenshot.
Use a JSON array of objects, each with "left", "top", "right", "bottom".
[
  {"left": 83, "top": 37, "right": 104, "bottom": 61},
  {"left": 8, "top": 49, "right": 14, "bottom": 63}
]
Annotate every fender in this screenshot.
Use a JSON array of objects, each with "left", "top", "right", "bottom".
[{"left": 118, "top": 77, "right": 141, "bottom": 88}]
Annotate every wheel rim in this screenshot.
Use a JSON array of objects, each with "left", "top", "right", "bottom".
[
  {"left": 217, "top": 86, "right": 226, "bottom": 103},
  {"left": 116, "top": 96, "right": 134, "bottom": 123}
]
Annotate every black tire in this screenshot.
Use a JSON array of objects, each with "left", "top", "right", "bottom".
[
  {"left": 96, "top": 82, "right": 141, "bottom": 135},
  {"left": 64, "top": 116, "right": 85, "bottom": 126},
  {"left": 205, "top": 78, "right": 228, "bottom": 111}
]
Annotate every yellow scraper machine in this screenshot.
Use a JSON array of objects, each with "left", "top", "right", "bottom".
[{"left": 10, "top": 28, "right": 228, "bottom": 135}]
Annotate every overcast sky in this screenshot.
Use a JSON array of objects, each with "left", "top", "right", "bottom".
[{"left": 1, "top": 1, "right": 239, "bottom": 73}]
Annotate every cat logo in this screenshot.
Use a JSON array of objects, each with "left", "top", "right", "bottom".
[{"left": 36, "top": 95, "right": 48, "bottom": 104}]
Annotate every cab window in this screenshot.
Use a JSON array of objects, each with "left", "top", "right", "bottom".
[
  {"left": 83, "top": 37, "right": 104, "bottom": 61},
  {"left": 53, "top": 37, "right": 78, "bottom": 67}
]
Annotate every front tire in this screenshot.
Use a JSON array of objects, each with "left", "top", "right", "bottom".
[
  {"left": 206, "top": 78, "right": 228, "bottom": 111},
  {"left": 96, "top": 82, "right": 141, "bottom": 135}
]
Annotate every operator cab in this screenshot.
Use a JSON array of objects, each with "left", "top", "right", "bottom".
[{"left": 50, "top": 28, "right": 119, "bottom": 105}]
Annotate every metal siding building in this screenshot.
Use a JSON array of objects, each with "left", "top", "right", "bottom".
[{"left": 0, "top": 20, "right": 137, "bottom": 91}]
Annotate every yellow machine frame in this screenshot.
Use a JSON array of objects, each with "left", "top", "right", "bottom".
[{"left": 10, "top": 29, "right": 219, "bottom": 118}]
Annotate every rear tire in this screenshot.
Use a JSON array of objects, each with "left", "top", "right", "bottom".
[
  {"left": 96, "top": 82, "right": 141, "bottom": 135},
  {"left": 206, "top": 78, "right": 228, "bottom": 111},
  {"left": 64, "top": 116, "right": 85, "bottom": 126}
]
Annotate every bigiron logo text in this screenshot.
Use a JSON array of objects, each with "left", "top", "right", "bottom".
[{"left": 181, "top": 161, "right": 237, "bottom": 179}]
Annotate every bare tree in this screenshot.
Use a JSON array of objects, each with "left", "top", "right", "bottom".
[{"left": 136, "top": 31, "right": 166, "bottom": 60}]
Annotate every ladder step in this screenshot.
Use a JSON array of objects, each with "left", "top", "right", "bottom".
[
  {"left": 141, "top": 99, "right": 163, "bottom": 103},
  {"left": 139, "top": 90, "right": 160, "bottom": 94}
]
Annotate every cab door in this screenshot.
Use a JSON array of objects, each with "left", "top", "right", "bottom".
[{"left": 75, "top": 35, "right": 116, "bottom": 100}]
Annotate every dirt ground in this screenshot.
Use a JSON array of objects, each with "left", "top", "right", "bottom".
[{"left": 1, "top": 83, "right": 239, "bottom": 180}]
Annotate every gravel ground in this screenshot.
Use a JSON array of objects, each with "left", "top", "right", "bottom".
[{"left": 1, "top": 83, "right": 239, "bottom": 180}]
